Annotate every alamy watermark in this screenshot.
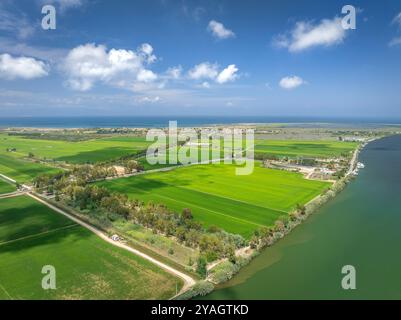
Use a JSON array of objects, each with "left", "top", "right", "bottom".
[
  {"left": 41, "top": 5, "right": 56, "bottom": 30},
  {"left": 341, "top": 5, "right": 357, "bottom": 30},
  {"left": 41, "top": 265, "right": 56, "bottom": 290},
  {"left": 146, "top": 121, "right": 255, "bottom": 175},
  {"left": 341, "top": 265, "right": 356, "bottom": 290}
]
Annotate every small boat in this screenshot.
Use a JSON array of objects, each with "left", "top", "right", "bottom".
[{"left": 357, "top": 162, "right": 365, "bottom": 169}]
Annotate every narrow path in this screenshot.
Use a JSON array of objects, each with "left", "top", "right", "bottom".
[
  {"left": 346, "top": 147, "right": 359, "bottom": 177},
  {"left": 26, "top": 192, "right": 196, "bottom": 296},
  {"left": 0, "top": 224, "right": 78, "bottom": 247},
  {"left": 0, "top": 191, "right": 24, "bottom": 199}
]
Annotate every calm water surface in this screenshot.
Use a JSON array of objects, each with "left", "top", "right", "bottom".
[{"left": 202, "top": 135, "right": 401, "bottom": 299}]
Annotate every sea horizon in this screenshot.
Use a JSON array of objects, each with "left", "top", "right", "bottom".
[{"left": 1, "top": 116, "right": 401, "bottom": 129}]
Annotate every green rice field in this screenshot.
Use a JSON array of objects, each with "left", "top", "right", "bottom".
[
  {"left": 98, "top": 163, "right": 331, "bottom": 238},
  {"left": 0, "top": 179, "right": 14, "bottom": 195},
  {"left": 0, "top": 196, "right": 182, "bottom": 300},
  {"left": 0, "top": 154, "right": 61, "bottom": 183},
  {"left": 254, "top": 140, "right": 358, "bottom": 158},
  {"left": 0, "top": 134, "right": 150, "bottom": 164}
]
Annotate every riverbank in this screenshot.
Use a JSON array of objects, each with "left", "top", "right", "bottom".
[
  {"left": 191, "top": 141, "right": 371, "bottom": 299},
  {"left": 201, "top": 135, "right": 401, "bottom": 299}
]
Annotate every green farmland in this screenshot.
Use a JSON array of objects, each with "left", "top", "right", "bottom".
[
  {"left": 98, "top": 163, "right": 331, "bottom": 238},
  {"left": 0, "top": 196, "right": 182, "bottom": 300},
  {"left": 254, "top": 140, "right": 358, "bottom": 158},
  {"left": 0, "top": 134, "right": 150, "bottom": 164},
  {"left": 0, "top": 179, "right": 14, "bottom": 194},
  {"left": 0, "top": 154, "right": 61, "bottom": 184}
]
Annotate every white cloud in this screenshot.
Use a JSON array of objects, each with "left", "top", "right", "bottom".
[
  {"left": 389, "top": 13, "right": 401, "bottom": 47},
  {"left": 279, "top": 76, "right": 305, "bottom": 90},
  {"left": 0, "top": 54, "right": 49, "bottom": 80},
  {"left": 0, "top": 37, "right": 67, "bottom": 62},
  {"left": 0, "top": 4, "right": 35, "bottom": 39},
  {"left": 62, "top": 43, "right": 158, "bottom": 91},
  {"left": 166, "top": 66, "right": 182, "bottom": 79},
  {"left": 137, "top": 96, "right": 161, "bottom": 103},
  {"left": 392, "top": 12, "right": 401, "bottom": 27},
  {"left": 201, "top": 81, "right": 210, "bottom": 88},
  {"left": 188, "top": 62, "right": 219, "bottom": 80},
  {"left": 216, "top": 64, "right": 239, "bottom": 84},
  {"left": 137, "top": 69, "right": 158, "bottom": 83},
  {"left": 39, "top": 0, "right": 84, "bottom": 12},
  {"left": 139, "top": 43, "right": 157, "bottom": 63},
  {"left": 188, "top": 62, "right": 239, "bottom": 85},
  {"left": 208, "top": 20, "right": 235, "bottom": 39},
  {"left": 275, "top": 17, "right": 346, "bottom": 52},
  {"left": 389, "top": 36, "right": 401, "bottom": 47}
]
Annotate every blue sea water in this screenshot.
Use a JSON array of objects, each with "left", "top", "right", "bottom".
[{"left": 0, "top": 116, "right": 400, "bottom": 128}]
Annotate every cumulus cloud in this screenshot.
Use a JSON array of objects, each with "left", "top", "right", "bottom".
[
  {"left": 274, "top": 17, "right": 346, "bottom": 52},
  {"left": 137, "top": 69, "right": 158, "bottom": 83},
  {"left": 188, "top": 62, "right": 239, "bottom": 85},
  {"left": 279, "top": 76, "right": 305, "bottom": 90},
  {"left": 166, "top": 66, "right": 182, "bottom": 79},
  {"left": 216, "top": 64, "right": 239, "bottom": 84},
  {"left": 188, "top": 62, "right": 219, "bottom": 80},
  {"left": 62, "top": 43, "right": 158, "bottom": 91},
  {"left": 0, "top": 54, "right": 49, "bottom": 80},
  {"left": 208, "top": 20, "right": 235, "bottom": 39}
]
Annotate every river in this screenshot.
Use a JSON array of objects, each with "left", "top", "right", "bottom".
[{"left": 202, "top": 135, "right": 401, "bottom": 299}]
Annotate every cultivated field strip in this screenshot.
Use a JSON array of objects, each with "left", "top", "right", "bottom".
[
  {"left": 0, "top": 196, "right": 182, "bottom": 300},
  {"left": 0, "top": 134, "right": 150, "bottom": 164},
  {"left": 254, "top": 140, "right": 358, "bottom": 158},
  {"left": 100, "top": 163, "right": 330, "bottom": 238},
  {"left": 0, "top": 154, "right": 60, "bottom": 183},
  {"left": 0, "top": 224, "right": 79, "bottom": 247},
  {"left": 0, "top": 178, "right": 15, "bottom": 195}
]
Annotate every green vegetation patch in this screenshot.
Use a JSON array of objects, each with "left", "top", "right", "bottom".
[
  {"left": 254, "top": 140, "right": 358, "bottom": 158},
  {"left": 0, "top": 134, "right": 150, "bottom": 164},
  {"left": 0, "top": 196, "right": 182, "bottom": 300},
  {"left": 0, "top": 179, "right": 15, "bottom": 195},
  {"left": 0, "top": 154, "right": 61, "bottom": 184},
  {"left": 98, "top": 163, "right": 330, "bottom": 238}
]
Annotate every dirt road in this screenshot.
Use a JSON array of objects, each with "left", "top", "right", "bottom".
[{"left": 26, "top": 192, "right": 196, "bottom": 296}]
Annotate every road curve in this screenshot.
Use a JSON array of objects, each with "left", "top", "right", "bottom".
[{"left": 27, "top": 192, "right": 196, "bottom": 296}]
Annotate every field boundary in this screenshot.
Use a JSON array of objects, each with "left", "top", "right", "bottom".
[
  {"left": 0, "top": 283, "right": 12, "bottom": 300},
  {"left": 0, "top": 223, "right": 79, "bottom": 247}
]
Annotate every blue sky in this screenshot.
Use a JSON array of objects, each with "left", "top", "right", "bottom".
[{"left": 0, "top": 0, "right": 400, "bottom": 118}]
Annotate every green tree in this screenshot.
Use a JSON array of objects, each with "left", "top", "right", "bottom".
[
  {"left": 182, "top": 208, "right": 193, "bottom": 220},
  {"left": 196, "top": 256, "right": 208, "bottom": 278}
]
